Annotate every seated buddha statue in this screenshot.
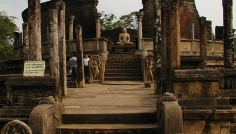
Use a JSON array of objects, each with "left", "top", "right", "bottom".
[{"left": 116, "top": 28, "right": 133, "bottom": 46}]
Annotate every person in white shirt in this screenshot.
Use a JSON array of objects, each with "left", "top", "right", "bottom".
[
  {"left": 84, "top": 54, "right": 90, "bottom": 83},
  {"left": 69, "top": 54, "right": 77, "bottom": 81}
]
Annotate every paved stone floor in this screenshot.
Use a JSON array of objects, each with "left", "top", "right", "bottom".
[{"left": 62, "top": 82, "right": 159, "bottom": 113}]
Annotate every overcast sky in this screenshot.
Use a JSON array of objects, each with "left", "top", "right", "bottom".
[{"left": 0, "top": 0, "right": 235, "bottom": 34}]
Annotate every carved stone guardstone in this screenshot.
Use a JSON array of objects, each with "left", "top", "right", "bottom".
[
  {"left": 89, "top": 55, "right": 104, "bottom": 82},
  {"left": 29, "top": 103, "right": 65, "bottom": 134},
  {"left": 156, "top": 92, "right": 183, "bottom": 134},
  {"left": 1, "top": 120, "right": 32, "bottom": 134}
]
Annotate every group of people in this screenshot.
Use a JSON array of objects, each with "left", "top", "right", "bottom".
[{"left": 69, "top": 54, "right": 90, "bottom": 83}]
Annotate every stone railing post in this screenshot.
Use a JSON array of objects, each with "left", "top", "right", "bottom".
[{"left": 157, "top": 92, "right": 183, "bottom": 134}]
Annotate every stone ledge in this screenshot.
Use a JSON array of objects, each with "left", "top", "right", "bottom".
[
  {"left": 182, "top": 109, "right": 236, "bottom": 120},
  {"left": 174, "top": 69, "right": 223, "bottom": 81}
]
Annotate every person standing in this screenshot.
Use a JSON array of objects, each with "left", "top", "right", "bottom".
[
  {"left": 69, "top": 54, "right": 77, "bottom": 81},
  {"left": 84, "top": 54, "right": 90, "bottom": 83}
]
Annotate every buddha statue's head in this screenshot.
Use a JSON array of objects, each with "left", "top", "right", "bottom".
[{"left": 122, "top": 28, "right": 127, "bottom": 33}]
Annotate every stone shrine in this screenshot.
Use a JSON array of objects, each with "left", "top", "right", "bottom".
[{"left": 0, "top": 0, "right": 235, "bottom": 133}]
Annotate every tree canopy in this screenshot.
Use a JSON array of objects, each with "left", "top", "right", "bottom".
[
  {"left": 0, "top": 11, "right": 18, "bottom": 61},
  {"left": 100, "top": 11, "right": 138, "bottom": 30}
]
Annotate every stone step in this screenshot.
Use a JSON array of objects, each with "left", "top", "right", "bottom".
[
  {"left": 105, "top": 73, "right": 142, "bottom": 78},
  {"left": 105, "top": 69, "right": 142, "bottom": 74},
  {"left": 107, "top": 54, "right": 140, "bottom": 58},
  {"left": 56, "top": 124, "right": 158, "bottom": 134},
  {"left": 105, "top": 77, "right": 143, "bottom": 81},
  {"left": 106, "top": 60, "right": 140, "bottom": 63},
  {"left": 105, "top": 66, "right": 141, "bottom": 70},
  {"left": 62, "top": 109, "right": 156, "bottom": 124},
  {"left": 106, "top": 63, "right": 142, "bottom": 68}
]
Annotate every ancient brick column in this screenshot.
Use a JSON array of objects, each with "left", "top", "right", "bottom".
[
  {"left": 136, "top": 11, "right": 144, "bottom": 51},
  {"left": 69, "top": 15, "right": 75, "bottom": 40},
  {"left": 199, "top": 17, "right": 207, "bottom": 59},
  {"left": 153, "top": 0, "right": 162, "bottom": 94},
  {"left": 49, "top": 9, "right": 59, "bottom": 77},
  {"left": 58, "top": 1, "right": 67, "bottom": 96},
  {"left": 75, "top": 25, "right": 84, "bottom": 88},
  {"left": 28, "top": 0, "right": 41, "bottom": 61},
  {"left": 161, "top": 0, "right": 181, "bottom": 93},
  {"left": 223, "top": 0, "right": 234, "bottom": 69},
  {"left": 23, "top": 22, "right": 29, "bottom": 61}
]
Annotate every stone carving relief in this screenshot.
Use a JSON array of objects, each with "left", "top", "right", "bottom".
[
  {"left": 1, "top": 120, "right": 32, "bottom": 134},
  {"left": 89, "top": 55, "right": 103, "bottom": 81},
  {"left": 145, "top": 55, "right": 154, "bottom": 82}
]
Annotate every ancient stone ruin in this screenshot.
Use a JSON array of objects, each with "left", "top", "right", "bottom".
[{"left": 0, "top": 0, "right": 235, "bottom": 133}]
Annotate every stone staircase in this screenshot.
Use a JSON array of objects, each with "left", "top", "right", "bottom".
[
  {"left": 56, "top": 108, "right": 158, "bottom": 133},
  {"left": 105, "top": 53, "right": 143, "bottom": 81}
]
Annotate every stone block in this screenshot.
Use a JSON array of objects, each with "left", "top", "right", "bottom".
[
  {"left": 174, "top": 81, "right": 219, "bottom": 97},
  {"left": 5, "top": 76, "right": 61, "bottom": 105},
  {"left": 173, "top": 69, "right": 223, "bottom": 97},
  {"left": 184, "top": 120, "right": 205, "bottom": 134}
]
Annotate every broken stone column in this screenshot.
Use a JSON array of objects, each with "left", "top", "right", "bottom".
[
  {"left": 199, "top": 17, "right": 207, "bottom": 60},
  {"left": 58, "top": 1, "right": 67, "bottom": 96},
  {"left": 23, "top": 22, "right": 29, "bottom": 61},
  {"left": 161, "top": 0, "right": 181, "bottom": 93},
  {"left": 28, "top": 0, "right": 41, "bottom": 61},
  {"left": 222, "top": 0, "right": 234, "bottom": 69},
  {"left": 136, "top": 11, "right": 144, "bottom": 51},
  {"left": 153, "top": 0, "right": 162, "bottom": 94},
  {"left": 69, "top": 15, "right": 75, "bottom": 40},
  {"left": 48, "top": 9, "right": 59, "bottom": 77},
  {"left": 75, "top": 25, "right": 84, "bottom": 88}
]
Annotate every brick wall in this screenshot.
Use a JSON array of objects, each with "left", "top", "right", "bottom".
[{"left": 22, "top": 0, "right": 97, "bottom": 42}]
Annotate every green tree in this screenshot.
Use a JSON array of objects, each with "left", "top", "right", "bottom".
[
  {"left": 100, "top": 11, "right": 138, "bottom": 30},
  {"left": 0, "top": 11, "right": 18, "bottom": 61}
]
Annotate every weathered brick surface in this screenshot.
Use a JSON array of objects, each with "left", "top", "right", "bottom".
[
  {"left": 22, "top": 0, "right": 97, "bottom": 42},
  {"left": 179, "top": 0, "right": 200, "bottom": 39}
]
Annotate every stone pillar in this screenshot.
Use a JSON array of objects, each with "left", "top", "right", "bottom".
[
  {"left": 23, "top": 22, "right": 29, "bottom": 61},
  {"left": 222, "top": 0, "right": 234, "bottom": 69},
  {"left": 95, "top": 13, "right": 102, "bottom": 51},
  {"left": 69, "top": 15, "right": 75, "bottom": 40},
  {"left": 58, "top": 1, "right": 67, "bottom": 96},
  {"left": 199, "top": 17, "right": 207, "bottom": 60},
  {"left": 75, "top": 25, "right": 84, "bottom": 88},
  {"left": 136, "top": 11, "right": 144, "bottom": 51},
  {"left": 153, "top": 0, "right": 162, "bottom": 94},
  {"left": 161, "top": 0, "right": 181, "bottom": 93},
  {"left": 48, "top": 9, "right": 59, "bottom": 77},
  {"left": 28, "top": 0, "right": 41, "bottom": 61}
]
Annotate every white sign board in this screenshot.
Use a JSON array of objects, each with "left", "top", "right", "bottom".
[{"left": 23, "top": 61, "right": 45, "bottom": 76}]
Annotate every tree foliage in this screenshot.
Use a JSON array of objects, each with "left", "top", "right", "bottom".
[
  {"left": 100, "top": 11, "right": 138, "bottom": 30},
  {"left": 0, "top": 11, "right": 18, "bottom": 61}
]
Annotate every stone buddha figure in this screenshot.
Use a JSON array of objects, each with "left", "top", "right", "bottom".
[{"left": 116, "top": 28, "right": 133, "bottom": 46}]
